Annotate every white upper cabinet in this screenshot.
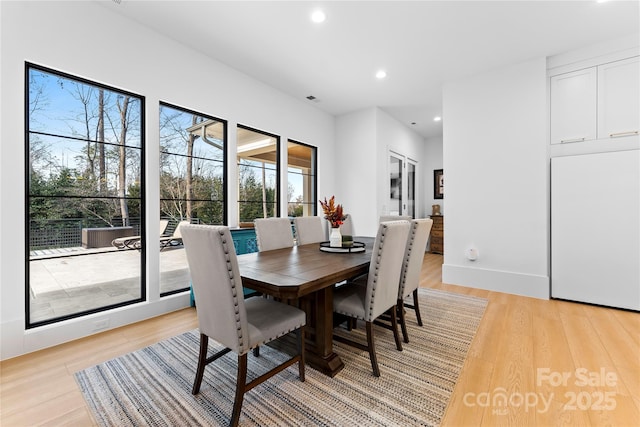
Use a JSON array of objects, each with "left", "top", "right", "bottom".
[
  {"left": 550, "top": 56, "right": 639, "bottom": 145},
  {"left": 597, "top": 56, "right": 639, "bottom": 140},
  {"left": 550, "top": 68, "right": 597, "bottom": 144}
]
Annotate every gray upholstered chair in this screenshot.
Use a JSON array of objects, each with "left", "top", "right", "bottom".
[
  {"left": 332, "top": 220, "right": 410, "bottom": 376},
  {"left": 397, "top": 218, "right": 433, "bottom": 343},
  {"left": 254, "top": 217, "right": 294, "bottom": 251},
  {"left": 379, "top": 215, "right": 412, "bottom": 222},
  {"left": 339, "top": 213, "right": 355, "bottom": 237},
  {"left": 293, "top": 216, "right": 325, "bottom": 245},
  {"left": 181, "top": 224, "right": 306, "bottom": 427}
]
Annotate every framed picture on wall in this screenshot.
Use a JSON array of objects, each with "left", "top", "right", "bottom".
[{"left": 434, "top": 169, "right": 444, "bottom": 199}]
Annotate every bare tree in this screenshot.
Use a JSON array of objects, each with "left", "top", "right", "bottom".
[
  {"left": 69, "top": 83, "right": 97, "bottom": 179},
  {"left": 117, "top": 96, "right": 130, "bottom": 225},
  {"left": 97, "top": 89, "right": 106, "bottom": 192},
  {"left": 185, "top": 115, "right": 197, "bottom": 220}
]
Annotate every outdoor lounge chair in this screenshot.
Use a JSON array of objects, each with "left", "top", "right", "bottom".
[
  {"left": 158, "top": 220, "right": 190, "bottom": 250},
  {"left": 111, "top": 219, "right": 174, "bottom": 250}
]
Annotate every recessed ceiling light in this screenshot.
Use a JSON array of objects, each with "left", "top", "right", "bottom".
[
  {"left": 311, "top": 10, "right": 326, "bottom": 23},
  {"left": 433, "top": 116, "right": 442, "bottom": 122},
  {"left": 375, "top": 70, "right": 387, "bottom": 79}
]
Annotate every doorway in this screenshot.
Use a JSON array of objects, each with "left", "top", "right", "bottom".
[{"left": 388, "top": 150, "right": 417, "bottom": 218}]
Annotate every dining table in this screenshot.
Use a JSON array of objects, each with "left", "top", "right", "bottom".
[{"left": 236, "top": 237, "right": 374, "bottom": 377}]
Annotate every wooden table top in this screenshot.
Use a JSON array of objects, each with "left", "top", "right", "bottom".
[{"left": 237, "top": 237, "right": 373, "bottom": 300}]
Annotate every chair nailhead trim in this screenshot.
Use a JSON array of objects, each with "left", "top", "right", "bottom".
[
  {"left": 219, "top": 229, "right": 246, "bottom": 350},
  {"left": 367, "top": 224, "right": 388, "bottom": 318},
  {"left": 399, "top": 222, "right": 417, "bottom": 294},
  {"left": 254, "top": 322, "right": 305, "bottom": 348}
]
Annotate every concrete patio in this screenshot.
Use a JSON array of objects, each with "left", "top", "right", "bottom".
[{"left": 29, "top": 246, "right": 190, "bottom": 323}]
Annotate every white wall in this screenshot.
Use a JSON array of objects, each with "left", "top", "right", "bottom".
[
  {"left": 424, "top": 135, "right": 444, "bottom": 217},
  {"left": 0, "top": 1, "right": 335, "bottom": 360},
  {"left": 376, "top": 108, "right": 426, "bottom": 220},
  {"left": 335, "top": 107, "right": 426, "bottom": 237},
  {"left": 334, "top": 108, "right": 377, "bottom": 237},
  {"left": 442, "top": 57, "right": 549, "bottom": 299}
]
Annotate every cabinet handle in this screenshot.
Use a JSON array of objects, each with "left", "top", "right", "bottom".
[
  {"left": 609, "top": 131, "right": 639, "bottom": 138},
  {"left": 560, "top": 137, "right": 586, "bottom": 143}
]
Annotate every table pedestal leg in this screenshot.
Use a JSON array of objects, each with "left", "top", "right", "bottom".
[{"left": 302, "top": 286, "right": 344, "bottom": 377}]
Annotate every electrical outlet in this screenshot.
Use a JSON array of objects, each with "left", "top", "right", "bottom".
[
  {"left": 466, "top": 247, "right": 479, "bottom": 261},
  {"left": 93, "top": 318, "right": 110, "bottom": 331}
]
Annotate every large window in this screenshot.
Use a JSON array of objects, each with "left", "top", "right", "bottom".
[
  {"left": 287, "top": 140, "right": 317, "bottom": 217},
  {"left": 159, "top": 103, "right": 226, "bottom": 295},
  {"left": 26, "top": 63, "right": 144, "bottom": 327},
  {"left": 237, "top": 125, "right": 279, "bottom": 223}
]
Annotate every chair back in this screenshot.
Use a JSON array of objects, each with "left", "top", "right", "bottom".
[
  {"left": 159, "top": 219, "right": 170, "bottom": 236},
  {"left": 254, "top": 217, "right": 294, "bottom": 251},
  {"left": 181, "top": 224, "right": 249, "bottom": 354},
  {"left": 399, "top": 219, "right": 433, "bottom": 299},
  {"left": 379, "top": 215, "right": 412, "bottom": 222},
  {"left": 339, "top": 213, "right": 355, "bottom": 236},
  {"left": 364, "top": 220, "right": 411, "bottom": 320},
  {"left": 294, "top": 216, "right": 325, "bottom": 245}
]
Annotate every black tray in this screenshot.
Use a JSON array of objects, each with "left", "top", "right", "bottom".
[{"left": 319, "top": 241, "right": 366, "bottom": 253}]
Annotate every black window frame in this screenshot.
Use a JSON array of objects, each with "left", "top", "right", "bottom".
[
  {"left": 25, "top": 62, "right": 146, "bottom": 328},
  {"left": 158, "top": 101, "right": 228, "bottom": 297},
  {"left": 237, "top": 124, "right": 281, "bottom": 220},
  {"left": 287, "top": 139, "right": 318, "bottom": 217}
]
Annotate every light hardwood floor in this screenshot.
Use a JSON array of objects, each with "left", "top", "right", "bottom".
[{"left": 1, "top": 254, "right": 638, "bottom": 426}]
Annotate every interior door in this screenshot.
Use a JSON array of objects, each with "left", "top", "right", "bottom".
[
  {"left": 389, "top": 153, "right": 403, "bottom": 215},
  {"left": 406, "top": 160, "right": 416, "bottom": 218},
  {"left": 389, "top": 151, "right": 417, "bottom": 217}
]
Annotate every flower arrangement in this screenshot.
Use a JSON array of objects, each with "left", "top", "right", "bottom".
[{"left": 320, "top": 196, "right": 345, "bottom": 228}]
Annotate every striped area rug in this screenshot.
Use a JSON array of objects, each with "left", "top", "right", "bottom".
[{"left": 75, "top": 289, "right": 487, "bottom": 426}]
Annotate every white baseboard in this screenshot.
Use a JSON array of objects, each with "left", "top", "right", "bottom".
[
  {"left": 1, "top": 293, "right": 191, "bottom": 361},
  {"left": 442, "top": 264, "right": 550, "bottom": 300}
]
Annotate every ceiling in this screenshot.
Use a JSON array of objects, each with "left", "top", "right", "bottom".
[{"left": 102, "top": 1, "right": 639, "bottom": 138}]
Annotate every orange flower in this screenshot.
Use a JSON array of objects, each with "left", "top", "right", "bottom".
[{"left": 320, "top": 196, "right": 346, "bottom": 228}]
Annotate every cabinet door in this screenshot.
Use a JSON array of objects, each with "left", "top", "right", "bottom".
[
  {"left": 550, "top": 68, "right": 597, "bottom": 144},
  {"left": 597, "top": 56, "right": 640, "bottom": 140},
  {"left": 551, "top": 150, "right": 640, "bottom": 310}
]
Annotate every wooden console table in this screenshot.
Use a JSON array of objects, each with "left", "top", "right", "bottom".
[{"left": 430, "top": 215, "right": 444, "bottom": 254}]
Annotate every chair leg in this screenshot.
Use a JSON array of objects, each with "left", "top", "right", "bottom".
[
  {"left": 365, "top": 321, "right": 380, "bottom": 377},
  {"left": 390, "top": 305, "right": 403, "bottom": 351},
  {"left": 192, "top": 333, "right": 209, "bottom": 395},
  {"left": 347, "top": 317, "right": 357, "bottom": 331},
  {"left": 297, "top": 326, "right": 306, "bottom": 382},
  {"left": 398, "top": 300, "right": 409, "bottom": 344},
  {"left": 253, "top": 346, "right": 260, "bottom": 357},
  {"left": 230, "top": 353, "right": 248, "bottom": 427},
  {"left": 412, "top": 289, "right": 423, "bottom": 326}
]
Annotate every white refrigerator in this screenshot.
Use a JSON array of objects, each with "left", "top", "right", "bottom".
[{"left": 551, "top": 149, "right": 640, "bottom": 310}]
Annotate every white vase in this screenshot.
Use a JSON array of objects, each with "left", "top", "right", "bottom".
[{"left": 329, "top": 227, "right": 342, "bottom": 247}]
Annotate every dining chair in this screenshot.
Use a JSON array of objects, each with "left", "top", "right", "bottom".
[
  {"left": 181, "top": 224, "right": 306, "bottom": 427},
  {"left": 293, "top": 216, "right": 326, "bottom": 245},
  {"left": 332, "top": 220, "right": 410, "bottom": 377},
  {"left": 379, "top": 215, "right": 412, "bottom": 223},
  {"left": 339, "top": 213, "right": 354, "bottom": 236},
  {"left": 397, "top": 218, "right": 433, "bottom": 343},
  {"left": 254, "top": 217, "right": 295, "bottom": 251}
]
